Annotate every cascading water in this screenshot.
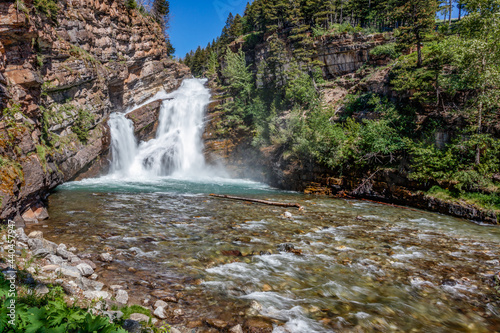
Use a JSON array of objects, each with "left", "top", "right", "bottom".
[{"left": 107, "top": 78, "right": 210, "bottom": 178}]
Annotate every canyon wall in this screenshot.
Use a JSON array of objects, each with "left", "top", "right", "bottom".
[{"left": 0, "top": 0, "right": 190, "bottom": 223}]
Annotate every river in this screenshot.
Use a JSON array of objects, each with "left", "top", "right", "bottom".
[{"left": 31, "top": 79, "right": 500, "bottom": 332}]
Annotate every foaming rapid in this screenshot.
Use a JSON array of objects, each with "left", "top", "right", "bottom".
[{"left": 108, "top": 78, "right": 211, "bottom": 179}]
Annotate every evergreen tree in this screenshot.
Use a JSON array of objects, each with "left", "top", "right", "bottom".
[
  {"left": 153, "top": 0, "right": 170, "bottom": 24},
  {"left": 396, "top": 0, "right": 439, "bottom": 67}
]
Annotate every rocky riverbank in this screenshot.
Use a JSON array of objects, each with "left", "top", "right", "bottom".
[{"left": 2, "top": 226, "right": 279, "bottom": 333}]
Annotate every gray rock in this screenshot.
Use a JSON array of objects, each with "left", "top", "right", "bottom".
[
  {"left": 77, "top": 277, "right": 104, "bottom": 291},
  {"left": 129, "top": 313, "right": 150, "bottom": 323},
  {"left": 153, "top": 306, "right": 167, "bottom": 319},
  {"left": 28, "top": 231, "right": 43, "bottom": 239},
  {"left": 99, "top": 252, "right": 113, "bottom": 262},
  {"left": 35, "top": 284, "right": 49, "bottom": 295},
  {"left": 17, "top": 242, "right": 28, "bottom": 249},
  {"left": 43, "top": 240, "right": 58, "bottom": 254},
  {"left": 42, "top": 264, "right": 60, "bottom": 272},
  {"left": 56, "top": 247, "right": 73, "bottom": 259},
  {"left": 68, "top": 247, "right": 77, "bottom": 252},
  {"left": 27, "top": 238, "right": 44, "bottom": 251},
  {"left": 32, "top": 248, "right": 50, "bottom": 258},
  {"left": 103, "top": 310, "right": 124, "bottom": 322},
  {"left": 70, "top": 255, "right": 81, "bottom": 263},
  {"left": 83, "top": 290, "right": 110, "bottom": 300},
  {"left": 154, "top": 300, "right": 168, "bottom": 309},
  {"left": 60, "top": 266, "right": 81, "bottom": 278},
  {"left": 47, "top": 254, "right": 64, "bottom": 265},
  {"left": 58, "top": 243, "right": 67, "bottom": 250},
  {"left": 76, "top": 263, "right": 94, "bottom": 277},
  {"left": 110, "top": 285, "right": 124, "bottom": 291},
  {"left": 122, "top": 319, "right": 142, "bottom": 333},
  {"left": 116, "top": 289, "right": 129, "bottom": 304},
  {"left": 15, "top": 229, "right": 29, "bottom": 243}
]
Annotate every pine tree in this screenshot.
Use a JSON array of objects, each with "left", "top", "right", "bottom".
[
  {"left": 396, "top": 0, "right": 439, "bottom": 67},
  {"left": 153, "top": 0, "right": 170, "bottom": 24}
]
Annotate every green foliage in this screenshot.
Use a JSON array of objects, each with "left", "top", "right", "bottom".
[
  {"left": 69, "top": 45, "right": 100, "bottom": 66},
  {"left": 369, "top": 43, "right": 400, "bottom": 59},
  {"left": 36, "top": 145, "right": 48, "bottom": 171},
  {"left": 394, "top": 0, "right": 439, "bottom": 67},
  {"left": 125, "top": 0, "right": 137, "bottom": 10},
  {"left": 1, "top": 103, "right": 22, "bottom": 128},
  {"left": 222, "top": 48, "right": 253, "bottom": 101},
  {"left": 0, "top": 273, "right": 127, "bottom": 333},
  {"left": 427, "top": 185, "right": 500, "bottom": 212},
  {"left": 33, "top": 0, "right": 59, "bottom": 21},
  {"left": 72, "top": 109, "right": 95, "bottom": 144},
  {"left": 119, "top": 304, "right": 152, "bottom": 320},
  {"left": 284, "top": 63, "right": 318, "bottom": 108},
  {"left": 409, "top": 134, "right": 500, "bottom": 191},
  {"left": 206, "top": 51, "right": 219, "bottom": 78}
]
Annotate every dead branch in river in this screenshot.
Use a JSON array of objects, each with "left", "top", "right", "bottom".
[{"left": 210, "top": 194, "right": 303, "bottom": 210}]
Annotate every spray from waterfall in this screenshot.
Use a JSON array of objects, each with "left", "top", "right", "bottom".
[{"left": 107, "top": 78, "right": 211, "bottom": 179}]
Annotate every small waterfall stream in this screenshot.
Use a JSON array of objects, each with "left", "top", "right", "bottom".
[{"left": 108, "top": 78, "right": 210, "bottom": 178}]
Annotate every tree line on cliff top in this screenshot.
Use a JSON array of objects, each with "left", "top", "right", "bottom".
[{"left": 184, "top": 0, "right": 500, "bottom": 212}]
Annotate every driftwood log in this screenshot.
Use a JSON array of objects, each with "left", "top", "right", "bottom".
[{"left": 210, "top": 194, "right": 303, "bottom": 210}]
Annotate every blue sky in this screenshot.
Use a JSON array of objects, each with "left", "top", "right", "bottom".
[{"left": 169, "top": 0, "right": 250, "bottom": 58}]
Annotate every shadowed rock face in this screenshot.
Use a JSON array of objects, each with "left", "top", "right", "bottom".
[{"left": 0, "top": 0, "right": 190, "bottom": 222}]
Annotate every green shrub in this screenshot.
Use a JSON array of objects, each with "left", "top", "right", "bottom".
[
  {"left": 370, "top": 43, "right": 400, "bottom": 59},
  {"left": 125, "top": 0, "right": 137, "bottom": 10},
  {"left": 33, "top": 0, "right": 59, "bottom": 21},
  {"left": 0, "top": 273, "right": 127, "bottom": 332},
  {"left": 72, "top": 109, "right": 95, "bottom": 144}
]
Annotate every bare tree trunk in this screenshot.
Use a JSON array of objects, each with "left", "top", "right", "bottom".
[
  {"left": 476, "top": 100, "right": 483, "bottom": 164},
  {"left": 476, "top": 56, "right": 487, "bottom": 165},
  {"left": 417, "top": 32, "right": 423, "bottom": 67},
  {"left": 449, "top": 0, "right": 453, "bottom": 24}
]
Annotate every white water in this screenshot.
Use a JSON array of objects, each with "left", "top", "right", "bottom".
[{"left": 108, "top": 78, "right": 211, "bottom": 179}]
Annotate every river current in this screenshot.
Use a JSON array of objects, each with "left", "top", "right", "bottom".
[{"left": 33, "top": 79, "right": 500, "bottom": 332}]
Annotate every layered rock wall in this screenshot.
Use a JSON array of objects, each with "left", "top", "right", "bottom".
[{"left": 0, "top": 0, "right": 190, "bottom": 222}]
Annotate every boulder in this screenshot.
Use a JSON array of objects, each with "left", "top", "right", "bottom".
[
  {"left": 115, "top": 289, "right": 129, "bottom": 305},
  {"left": 76, "top": 263, "right": 94, "bottom": 277},
  {"left": 129, "top": 313, "right": 150, "bottom": 323},
  {"left": 153, "top": 306, "right": 166, "bottom": 319}
]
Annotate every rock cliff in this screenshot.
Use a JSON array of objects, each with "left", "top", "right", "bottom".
[{"left": 0, "top": 0, "right": 190, "bottom": 223}]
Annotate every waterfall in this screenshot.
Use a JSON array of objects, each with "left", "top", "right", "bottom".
[{"left": 107, "top": 78, "right": 210, "bottom": 178}]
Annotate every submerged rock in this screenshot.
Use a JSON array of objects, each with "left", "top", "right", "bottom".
[
  {"left": 99, "top": 252, "right": 113, "bottom": 262},
  {"left": 154, "top": 300, "right": 168, "bottom": 309},
  {"left": 229, "top": 324, "right": 244, "bottom": 333}
]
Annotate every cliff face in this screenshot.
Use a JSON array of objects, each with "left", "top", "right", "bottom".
[{"left": 0, "top": 0, "right": 190, "bottom": 222}]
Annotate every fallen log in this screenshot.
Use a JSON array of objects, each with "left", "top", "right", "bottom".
[{"left": 210, "top": 194, "right": 303, "bottom": 210}]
